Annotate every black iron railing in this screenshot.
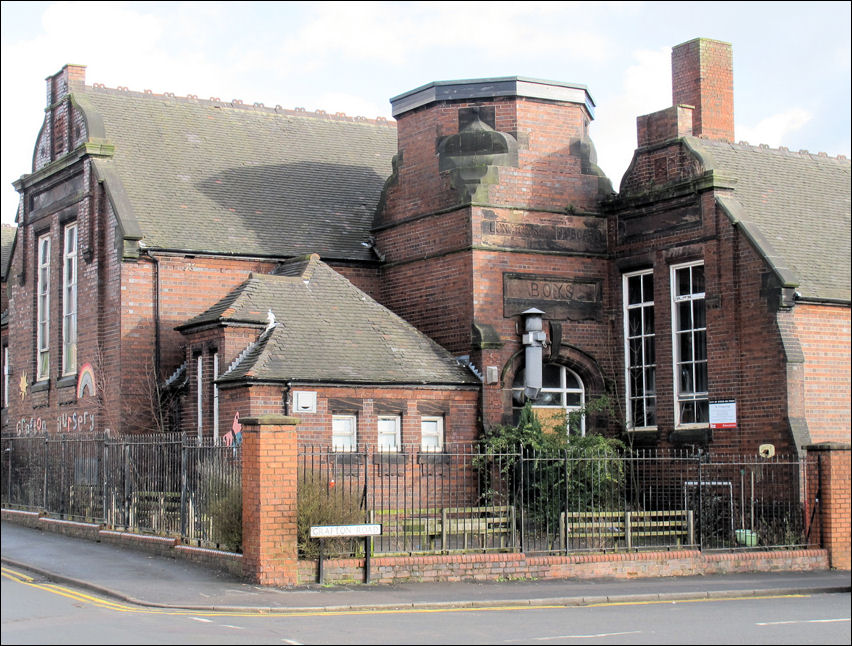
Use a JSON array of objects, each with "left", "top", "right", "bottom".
[
  {"left": 296, "top": 444, "right": 812, "bottom": 557},
  {"left": 1, "top": 432, "right": 241, "bottom": 552},
  {"left": 2, "top": 434, "right": 811, "bottom": 558}
]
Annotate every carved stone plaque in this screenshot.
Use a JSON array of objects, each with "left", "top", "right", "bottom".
[
  {"left": 479, "top": 210, "right": 606, "bottom": 254},
  {"left": 503, "top": 273, "right": 602, "bottom": 320}
]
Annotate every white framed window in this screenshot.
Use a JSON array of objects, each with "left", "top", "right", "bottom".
[
  {"left": 196, "top": 354, "right": 203, "bottom": 440},
  {"left": 62, "top": 224, "right": 78, "bottom": 375},
  {"left": 421, "top": 416, "right": 444, "bottom": 452},
  {"left": 212, "top": 351, "right": 219, "bottom": 443},
  {"left": 671, "top": 261, "right": 708, "bottom": 426},
  {"left": 36, "top": 234, "right": 51, "bottom": 381},
  {"left": 378, "top": 415, "right": 401, "bottom": 452},
  {"left": 623, "top": 269, "right": 656, "bottom": 429},
  {"left": 332, "top": 414, "right": 357, "bottom": 452},
  {"left": 512, "top": 364, "right": 586, "bottom": 436}
]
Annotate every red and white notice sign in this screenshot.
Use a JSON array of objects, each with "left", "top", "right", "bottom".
[{"left": 709, "top": 400, "right": 737, "bottom": 429}]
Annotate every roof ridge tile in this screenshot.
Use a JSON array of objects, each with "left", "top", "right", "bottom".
[{"left": 79, "top": 83, "right": 396, "bottom": 126}]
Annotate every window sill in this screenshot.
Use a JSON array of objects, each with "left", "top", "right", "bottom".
[
  {"left": 31, "top": 380, "right": 50, "bottom": 393},
  {"left": 669, "top": 427, "right": 711, "bottom": 445},
  {"left": 331, "top": 452, "right": 363, "bottom": 466},
  {"left": 57, "top": 375, "right": 77, "bottom": 390},
  {"left": 418, "top": 452, "right": 450, "bottom": 465},
  {"left": 372, "top": 452, "right": 406, "bottom": 465}
]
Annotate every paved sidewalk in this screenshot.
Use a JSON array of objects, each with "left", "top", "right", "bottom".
[{"left": 2, "top": 521, "right": 849, "bottom": 613}]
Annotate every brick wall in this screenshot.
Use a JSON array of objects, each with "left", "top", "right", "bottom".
[
  {"left": 240, "top": 415, "right": 300, "bottom": 585},
  {"left": 472, "top": 247, "right": 612, "bottom": 429},
  {"left": 806, "top": 443, "right": 851, "bottom": 570},
  {"left": 791, "top": 305, "right": 851, "bottom": 444},
  {"left": 3, "top": 509, "right": 828, "bottom": 587},
  {"left": 7, "top": 157, "right": 109, "bottom": 434},
  {"left": 671, "top": 38, "right": 734, "bottom": 142},
  {"left": 610, "top": 177, "right": 798, "bottom": 454},
  {"left": 375, "top": 90, "right": 610, "bottom": 432},
  {"left": 637, "top": 105, "right": 695, "bottom": 148},
  {"left": 218, "top": 383, "right": 479, "bottom": 446},
  {"left": 298, "top": 548, "right": 829, "bottom": 585}
]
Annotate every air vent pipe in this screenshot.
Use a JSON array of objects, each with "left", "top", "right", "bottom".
[{"left": 521, "top": 308, "right": 546, "bottom": 401}]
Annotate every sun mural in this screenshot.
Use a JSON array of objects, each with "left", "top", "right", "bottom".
[{"left": 19, "top": 372, "right": 28, "bottom": 400}]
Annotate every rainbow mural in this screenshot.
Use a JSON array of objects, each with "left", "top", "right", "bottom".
[{"left": 77, "top": 363, "right": 96, "bottom": 398}]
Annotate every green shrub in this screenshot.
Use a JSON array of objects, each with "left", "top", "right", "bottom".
[
  {"left": 297, "top": 472, "right": 364, "bottom": 558},
  {"left": 478, "top": 400, "right": 626, "bottom": 526},
  {"left": 195, "top": 457, "right": 242, "bottom": 552},
  {"left": 208, "top": 484, "right": 242, "bottom": 552}
]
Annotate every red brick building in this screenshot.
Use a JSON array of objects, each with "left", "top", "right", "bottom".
[{"left": 2, "top": 38, "right": 849, "bottom": 459}]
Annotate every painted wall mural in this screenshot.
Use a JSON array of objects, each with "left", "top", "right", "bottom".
[
  {"left": 77, "top": 363, "right": 96, "bottom": 398},
  {"left": 16, "top": 410, "right": 96, "bottom": 435},
  {"left": 223, "top": 411, "right": 242, "bottom": 446}
]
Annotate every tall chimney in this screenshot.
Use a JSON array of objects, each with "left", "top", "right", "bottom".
[{"left": 671, "top": 38, "right": 733, "bottom": 142}]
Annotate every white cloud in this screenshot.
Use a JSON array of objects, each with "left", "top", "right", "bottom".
[
  {"left": 591, "top": 46, "right": 670, "bottom": 189},
  {"left": 268, "top": 1, "right": 617, "bottom": 74},
  {"left": 737, "top": 108, "right": 813, "bottom": 148}
]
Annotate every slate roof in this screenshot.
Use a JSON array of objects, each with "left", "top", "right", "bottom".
[
  {"left": 181, "top": 254, "right": 479, "bottom": 386},
  {"left": 685, "top": 138, "right": 851, "bottom": 302},
  {"left": 72, "top": 86, "right": 397, "bottom": 261},
  {"left": 1, "top": 224, "right": 16, "bottom": 282}
]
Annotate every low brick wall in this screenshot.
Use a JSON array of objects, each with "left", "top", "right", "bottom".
[
  {"left": 298, "top": 548, "right": 830, "bottom": 585},
  {"left": 174, "top": 544, "right": 244, "bottom": 579},
  {"left": 2, "top": 509, "right": 243, "bottom": 579},
  {"left": 3, "top": 509, "right": 830, "bottom": 587}
]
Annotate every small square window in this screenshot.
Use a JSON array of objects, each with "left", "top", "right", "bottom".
[
  {"left": 421, "top": 416, "right": 444, "bottom": 452},
  {"left": 332, "top": 415, "right": 357, "bottom": 452},
  {"left": 378, "top": 416, "right": 401, "bottom": 452}
]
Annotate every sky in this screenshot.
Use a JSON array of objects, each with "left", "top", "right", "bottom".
[{"left": 1, "top": 1, "right": 850, "bottom": 227}]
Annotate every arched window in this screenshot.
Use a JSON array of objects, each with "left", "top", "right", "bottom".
[{"left": 512, "top": 364, "right": 586, "bottom": 436}]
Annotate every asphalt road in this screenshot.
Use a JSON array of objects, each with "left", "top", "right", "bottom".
[{"left": 2, "top": 570, "right": 850, "bottom": 645}]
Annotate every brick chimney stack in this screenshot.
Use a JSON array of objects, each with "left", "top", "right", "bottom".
[
  {"left": 46, "top": 64, "right": 86, "bottom": 106},
  {"left": 671, "top": 38, "right": 733, "bottom": 142}
]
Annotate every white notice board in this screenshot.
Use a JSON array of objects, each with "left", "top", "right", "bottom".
[{"left": 709, "top": 400, "right": 737, "bottom": 429}]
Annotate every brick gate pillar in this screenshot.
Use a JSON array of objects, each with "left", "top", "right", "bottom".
[
  {"left": 240, "top": 414, "right": 300, "bottom": 585},
  {"left": 806, "top": 442, "right": 851, "bottom": 570}
]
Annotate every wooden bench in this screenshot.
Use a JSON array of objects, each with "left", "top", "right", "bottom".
[
  {"left": 129, "top": 490, "right": 182, "bottom": 534},
  {"left": 370, "top": 505, "right": 516, "bottom": 553},
  {"left": 561, "top": 509, "right": 695, "bottom": 550},
  {"left": 68, "top": 484, "right": 100, "bottom": 521}
]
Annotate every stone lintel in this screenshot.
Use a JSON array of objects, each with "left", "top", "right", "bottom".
[{"left": 241, "top": 415, "right": 299, "bottom": 428}]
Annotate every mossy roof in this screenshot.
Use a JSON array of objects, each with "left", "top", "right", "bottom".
[
  {"left": 181, "top": 254, "right": 479, "bottom": 387},
  {"left": 72, "top": 86, "right": 397, "bottom": 261},
  {"left": 686, "top": 138, "right": 850, "bottom": 302}
]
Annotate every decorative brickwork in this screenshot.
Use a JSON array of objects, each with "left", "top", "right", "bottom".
[{"left": 240, "top": 415, "right": 300, "bottom": 585}]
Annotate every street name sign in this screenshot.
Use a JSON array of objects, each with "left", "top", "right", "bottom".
[{"left": 310, "top": 523, "right": 382, "bottom": 538}]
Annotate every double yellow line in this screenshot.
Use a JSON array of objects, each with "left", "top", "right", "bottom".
[
  {"left": 2, "top": 565, "right": 141, "bottom": 613},
  {"left": 1, "top": 565, "right": 809, "bottom": 619}
]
